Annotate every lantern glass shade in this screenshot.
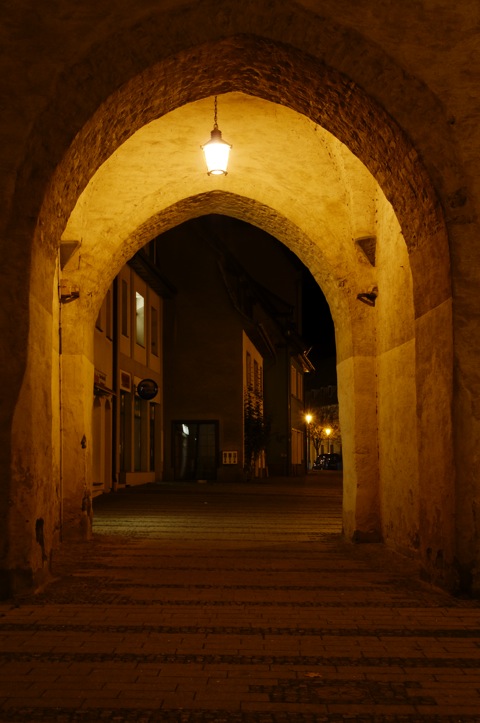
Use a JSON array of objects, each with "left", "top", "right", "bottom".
[{"left": 202, "top": 127, "right": 232, "bottom": 176}]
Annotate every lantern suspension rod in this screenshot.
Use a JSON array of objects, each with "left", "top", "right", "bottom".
[{"left": 213, "top": 95, "right": 218, "bottom": 129}]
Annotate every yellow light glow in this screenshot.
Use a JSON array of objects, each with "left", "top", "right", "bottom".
[
  {"left": 325, "top": 427, "right": 332, "bottom": 436},
  {"left": 305, "top": 413, "right": 313, "bottom": 424},
  {"left": 202, "top": 128, "right": 231, "bottom": 175}
]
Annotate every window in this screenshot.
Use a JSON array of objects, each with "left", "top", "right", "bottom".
[
  {"left": 254, "top": 360, "right": 259, "bottom": 394},
  {"left": 106, "top": 289, "right": 112, "bottom": 340},
  {"left": 291, "top": 365, "right": 303, "bottom": 401},
  {"left": 151, "top": 306, "right": 158, "bottom": 356},
  {"left": 134, "top": 396, "right": 148, "bottom": 471},
  {"left": 135, "top": 291, "right": 145, "bottom": 347},
  {"left": 95, "top": 306, "right": 103, "bottom": 331},
  {"left": 253, "top": 360, "right": 263, "bottom": 396},
  {"left": 119, "top": 390, "right": 132, "bottom": 472},
  {"left": 297, "top": 371, "right": 303, "bottom": 401},
  {"left": 149, "top": 403, "right": 156, "bottom": 471},
  {"left": 121, "top": 279, "right": 129, "bottom": 337},
  {"left": 246, "top": 352, "right": 252, "bottom": 389},
  {"left": 291, "top": 427, "right": 304, "bottom": 465}
]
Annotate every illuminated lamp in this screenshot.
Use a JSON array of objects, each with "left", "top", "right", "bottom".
[{"left": 201, "top": 95, "right": 232, "bottom": 175}]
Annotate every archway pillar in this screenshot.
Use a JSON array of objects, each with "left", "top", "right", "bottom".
[
  {"left": 1, "top": 243, "right": 61, "bottom": 596},
  {"left": 414, "top": 298, "right": 456, "bottom": 588},
  {"left": 338, "top": 353, "right": 381, "bottom": 543},
  {"left": 60, "top": 302, "right": 94, "bottom": 541}
]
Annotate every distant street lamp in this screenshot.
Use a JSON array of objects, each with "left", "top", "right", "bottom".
[
  {"left": 325, "top": 427, "right": 332, "bottom": 453},
  {"left": 305, "top": 413, "right": 313, "bottom": 471}
]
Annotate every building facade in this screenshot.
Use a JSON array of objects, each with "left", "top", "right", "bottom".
[
  {"left": 93, "top": 217, "right": 311, "bottom": 488},
  {"left": 157, "top": 217, "right": 312, "bottom": 483},
  {"left": 93, "top": 263, "right": 164, "bottom": 493}
]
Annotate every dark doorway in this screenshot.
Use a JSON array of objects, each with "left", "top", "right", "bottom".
[{"left": 173, "top": 421, "right": 218, "bottom": 480}]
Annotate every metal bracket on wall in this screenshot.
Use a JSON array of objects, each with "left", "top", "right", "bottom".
[
  {"left": 59, "top": 282, "right": 80, "bottom": 303},
  {"left": 356, "top": 287, "right": 378, "bottom": 306}
]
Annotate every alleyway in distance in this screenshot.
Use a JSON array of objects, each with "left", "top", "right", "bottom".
[{"left": 0, "top": 472, "right": 480, "bottom": 721}]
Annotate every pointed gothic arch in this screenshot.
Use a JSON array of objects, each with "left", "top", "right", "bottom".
[{"left": 1, "top": 18, "right": 461, "bottom": 597}]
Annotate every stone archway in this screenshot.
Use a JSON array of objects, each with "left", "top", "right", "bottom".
[
  {"left": 2, "top": 30, "right": 456, "bottom": 595},
  {"left": 54, "top": 82, "right": 452, "bottom": 582}
]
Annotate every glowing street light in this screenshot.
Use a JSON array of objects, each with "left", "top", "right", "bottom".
[
  {"left": 324, "top": 427, "right": 332, "bottom": 453},
  {"left": 305, "top": 413, "right": 313, "bottom": 471}
]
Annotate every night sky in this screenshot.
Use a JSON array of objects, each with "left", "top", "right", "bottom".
[
  {"left": 274, "top": 236, "right": 336, "bottom": 381},
  {"left": 301, "top": 267, "right": 335, "bottom": 360},
  {"left": 272, "top": 234, "right": 337, "bottom": 387}
]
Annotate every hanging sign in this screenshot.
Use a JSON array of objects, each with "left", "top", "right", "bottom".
[{"left": 136, "top": 378, "right": 158, "bottom": 400}]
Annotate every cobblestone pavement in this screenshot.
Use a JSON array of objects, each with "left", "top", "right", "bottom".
[{"left": 1, "top": 473, "right": 479, "bottom": 722}]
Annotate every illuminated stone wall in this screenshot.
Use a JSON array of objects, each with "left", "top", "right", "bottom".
[{"left": 0, "top": 0, "right": 478, "bottom": 595}]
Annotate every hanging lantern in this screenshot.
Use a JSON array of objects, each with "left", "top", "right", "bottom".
[{"left": 201, "top": 96, "right": 232, "bottom": 175}]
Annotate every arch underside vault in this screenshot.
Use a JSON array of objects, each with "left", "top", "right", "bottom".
[{"left": 2, "top": 24, "right": 458, "bottom": 596}]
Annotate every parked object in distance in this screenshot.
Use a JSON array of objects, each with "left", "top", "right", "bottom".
[{"left": 313, "top": 453, "right": 342, "bottom": 470}]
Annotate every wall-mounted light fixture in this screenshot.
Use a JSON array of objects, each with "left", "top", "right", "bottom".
[{"left": 201, "top": 95, "right": 232, "bottom": 176}]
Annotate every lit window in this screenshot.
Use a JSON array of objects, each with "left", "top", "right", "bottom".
[{"left": 136, "top": 292, "right": 145, "bottom": 347}]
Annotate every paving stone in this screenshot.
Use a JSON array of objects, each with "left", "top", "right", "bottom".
[{"left": 0, "top": 475, "right": 479, "bottom": 721}]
